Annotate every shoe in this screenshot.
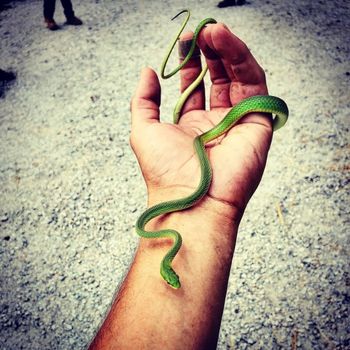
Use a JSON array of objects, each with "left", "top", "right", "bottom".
[
  {"left": 45, "top": 18, "right": 60, "bottom": 31},
  {"left": 65, "top": 16, "right": 83, "bottom": 25},
  {"left": 217, "top": 0, "right": 236, "bottom": 7}
]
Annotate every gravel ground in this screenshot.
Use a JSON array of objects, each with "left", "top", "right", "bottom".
[{"left": 0, "top": 0, "right": 349, "bottom": 349}]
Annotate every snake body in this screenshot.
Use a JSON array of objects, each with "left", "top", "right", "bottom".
[{"left": 136, "top": 10, "right": 289, "bottom": 289}]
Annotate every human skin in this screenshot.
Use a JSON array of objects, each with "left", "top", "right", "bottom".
[{"left": 89, "top": 23, "right": 272, "bottom": 349}]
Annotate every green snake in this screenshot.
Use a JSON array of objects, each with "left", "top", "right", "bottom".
[{"left": 135, "top": 9, "right": 289, "bottom": 289}]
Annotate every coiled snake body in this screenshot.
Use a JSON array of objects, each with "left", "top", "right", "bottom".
[{"left": 136, "top": 9, "right": 289, "bottom": 289}]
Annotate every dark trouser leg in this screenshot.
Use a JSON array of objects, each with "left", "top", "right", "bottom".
[
  {"left": 43, "top": 0, "right": 56, "bottom": 20},
  {"left": 60, "top": 0, "right": 75, "bottom": 19}
]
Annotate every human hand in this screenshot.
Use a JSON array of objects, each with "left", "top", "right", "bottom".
[{"left": 130, "top": 23, "right": 272, "bottom": 221}]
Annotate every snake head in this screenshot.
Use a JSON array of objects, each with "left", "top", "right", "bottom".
[{"left": 160, "top": 266, "right": 181, "bottom": 289}]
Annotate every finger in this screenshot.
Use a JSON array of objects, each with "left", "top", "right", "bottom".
[
  {"left": 131, "top": 67, "right": 161, "bottom": 128},
  {"left": 197, "top": 24, "right": 231, "bottom": 109},
  {"left": 209, "top": 24, "right": 271, "bottom": 129},
  {"left": 198, "top": 23, "right": 268, "bottom": 108},
  {"left": 211, "top": 23, "right": 267, "bottom": 86},
  {"left": 178, "top": 31, "right": 205, "bottom": 114}
]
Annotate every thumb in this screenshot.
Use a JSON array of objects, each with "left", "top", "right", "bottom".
[{"left": 131, "top": 67, "right": 161, "bottom": 128}]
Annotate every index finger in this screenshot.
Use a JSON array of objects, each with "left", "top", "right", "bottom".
[{"left": 178, "top": 31, "right": 206, "bottom": 115}]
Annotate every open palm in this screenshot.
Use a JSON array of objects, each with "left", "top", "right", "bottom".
[{"left": 131, "top": 24, "right": 272, "bottom": 215}]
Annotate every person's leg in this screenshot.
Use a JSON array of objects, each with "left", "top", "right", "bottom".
[
  {"left": 60, "top": 0, "right": 83, "bottom": 25},
  {"left": 60, "top": 0, "right": 74, "bottom": 19},
  {"left": 43, "top": 0, "right": 59, "bottom": 30},
  {"left": 43, "top": 0, "right": 56, "bottom": 20}
]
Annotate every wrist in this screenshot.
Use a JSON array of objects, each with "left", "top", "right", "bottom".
[
  {"left": 147, "top": 185, "right": 243, "bottom": 226},
  {"left": 143, "top": 187, "right": 242, "bottom": 252},
  {"left": 137, "top": 191, "right": 240, "bottom": 291}
]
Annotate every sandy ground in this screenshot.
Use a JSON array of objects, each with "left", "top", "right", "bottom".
[{"left": 0, "top": 0, "right": 349, "bottom": 349}]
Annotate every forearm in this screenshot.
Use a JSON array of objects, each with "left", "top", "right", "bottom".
[{"left": 89, "top": 196, "right": 241, "bottom": 350}]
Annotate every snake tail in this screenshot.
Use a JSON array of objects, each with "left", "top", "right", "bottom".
[{"left": 161, "top": 9, "right": 217, "bottom": 80}]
